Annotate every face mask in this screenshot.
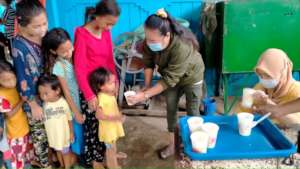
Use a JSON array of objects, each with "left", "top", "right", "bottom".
[
  {"left": 147, "top": 42, "right": 163, "bottom": 52},
  {"left": 259, "top": 78, "right": 279, "bottom": 89}
]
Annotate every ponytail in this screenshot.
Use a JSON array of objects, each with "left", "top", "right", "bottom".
[
  {"left": 85, "top": 7, "right": 96, "bottom": 23},
  {"left": 145, "top": 9, "right": 199, "bottom": 50},
  {"left": 85, "top": 0, "right": 120, "bottom": 23}
]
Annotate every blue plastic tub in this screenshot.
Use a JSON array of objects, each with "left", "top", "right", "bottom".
[{"left": 179, "top": 115, "right": 297, "bottom": 160}]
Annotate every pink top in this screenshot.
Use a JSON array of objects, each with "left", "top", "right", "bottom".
[{"left": 74, "top": 27, "right": 116, "bottom": 101}]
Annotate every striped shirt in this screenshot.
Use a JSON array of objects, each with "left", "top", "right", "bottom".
[{"left": 3, "top": 6, "right": 15, "bottom": 39}]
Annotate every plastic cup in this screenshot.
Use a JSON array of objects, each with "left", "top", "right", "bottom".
[
  {"left": 201, "top": 122, "right": 219, "bottom": 148},
  {"left": 190, "top": 131, "right": 209, "bottom": 153},
  {"left": 187, "top": 117, "right": 204, "bottom": 133},
  {"left": 237, "top": 112, "right": 254, "bottom": 136},
  {"left": 124, "top": 91, "right": 136, "bottom": 106},
  {"left": 242, "top": 88, "right": 256, "bottom": 108}
]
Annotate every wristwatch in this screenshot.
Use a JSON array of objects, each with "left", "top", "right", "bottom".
[{"left": 144, "top": 92, "right": 151, "bottom": 100}]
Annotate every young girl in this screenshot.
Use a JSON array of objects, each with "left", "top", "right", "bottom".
[
  {"left": 42, "top": 28, "right": 84, "bottom": 164},
  {"left": 0, "top": 94, "right": 11, "bottom": 169},
  {"left": 74, "top": 0, "right": 121, "bottom": 167},
  {"left": 38, "top": 74, "right": 73, "bottom": 169},
  {"left": 0, "top": 61, "right": 31, "bottom": 169},
  {"left": 89, "top": 68, "right": 125, "bottom": 169},
  {"left": 12, "top": 0, "right": 49, "bottom": 167}
]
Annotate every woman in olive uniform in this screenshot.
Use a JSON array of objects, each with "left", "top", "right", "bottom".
[{"left": 128, "top": 9, "right": 205, "bottom": 159}]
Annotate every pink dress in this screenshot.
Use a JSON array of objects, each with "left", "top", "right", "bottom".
[{"left": 74, "top": 27, "right": 116, "bottom": 101}]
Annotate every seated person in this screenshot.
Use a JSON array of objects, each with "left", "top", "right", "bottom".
[{"left": 237, "top": 48, "right": 300, "bottom": 128}]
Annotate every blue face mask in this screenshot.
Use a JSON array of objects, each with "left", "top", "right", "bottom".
[
  {"left": 147, "top": 42, "right": 163, "bottom": 52},
  {"left": 259, "top": 77, "right": 279, "bottom": 89}
]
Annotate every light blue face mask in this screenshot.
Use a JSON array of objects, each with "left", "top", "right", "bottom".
[
  {"left": 147, "top": 42, "right": 163, "bottom": 52},
  {"left": 0, "top": 4, "right": 6, "bottom": 17},
  {"left": 10, "top": 1, "right": 16, "bottom": 10},
  {"left": 259, "top": 77, "right": 279, "bottom": 89}
]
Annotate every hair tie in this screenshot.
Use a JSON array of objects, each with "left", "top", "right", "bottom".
[{"left": 156, "top": 8, "right": 168, "bottom": 19}]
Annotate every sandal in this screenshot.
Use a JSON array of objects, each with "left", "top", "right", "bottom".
[
  {"left": 282, "top": 154, "right": 295, "bottom": 166},
  {"left": 117, "top": 152, "right": 127, "bottom": 159},
  {"left": 158, "top": 145, "right": 174, "bottom": 159}
]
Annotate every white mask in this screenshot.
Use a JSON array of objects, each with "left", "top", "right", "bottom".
[{"left": 259, "top": 78, "right": 279, "bottom": 89}]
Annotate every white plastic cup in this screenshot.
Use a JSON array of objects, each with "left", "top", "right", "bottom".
[
  {"left": 242, "top": 88, "right": 256, "bottom": 108},
  {"left": 201, "top": 122, "right": 219, "bottom": 148},
  {"left": 187, "top": 117, "right": 204, "bottom": 133},
  {"left": 237, "top": 112, "right": 254, "bottom": 136},
  {"left": 124, "top": 91, "right": 136, "bottom": 106},
  {"left": 190, "top": 131, "right": 209, "bottom": 153}
]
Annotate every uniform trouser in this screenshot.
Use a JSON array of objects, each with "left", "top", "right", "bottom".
[
  {"left": 165, "top": 83, "right": 202, "bottom": 132},
  {"left": 25, "top": 108, "right": 49, "bottom": 168}
]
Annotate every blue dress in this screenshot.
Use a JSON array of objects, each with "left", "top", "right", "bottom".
[{"left": 53, "top": 58, "right": 84, "bottom": 155}]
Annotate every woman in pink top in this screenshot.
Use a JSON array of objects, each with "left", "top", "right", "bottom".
[{"left": 73, "top": 0, "right": 120, "bottom": 168}]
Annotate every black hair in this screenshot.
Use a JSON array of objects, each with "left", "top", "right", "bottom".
[
  {"left": 16, "top": 0, "right": 46, "bottom": 27},
  {"left": 38, "top": 74, "right": 62, "bottom": 95},
  {"left": 0, "top": 61, "right": 14, "bottom": 74},
  {"left": 88, "top": 67, "right": 112, "bottom": 94},
  {"left": 42, "top": 28, "right": 71, "bottom": 74},
  {"left": 85, "top": 0, "right": 120, "bottom": 23},
  {"left": 4, "top": 0, "right": 13, "bottom": 6},
  {"left": 145, "top": 11, "right": 199, "bottom": 50}
]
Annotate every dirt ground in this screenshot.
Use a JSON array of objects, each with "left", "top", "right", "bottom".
[{"left": 118, "top": 116, "right": 174, "bottom": 168}]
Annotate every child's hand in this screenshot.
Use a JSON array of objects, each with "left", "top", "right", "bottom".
[
  {"left": 121, "top": 115, "right": 126, "bottom": 123},
  {"left": 74, "top": 112, "right": 85, "bottom": 124},
  {"left": 70, "top": 131, "right": 74, "bottom": 143}
]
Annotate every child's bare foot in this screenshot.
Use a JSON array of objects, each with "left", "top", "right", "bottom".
[{"left": 117, "top": 152, "right": 127, "bottom": 159}]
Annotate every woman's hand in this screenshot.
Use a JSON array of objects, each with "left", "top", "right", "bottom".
[
  {"left": 95, "top": 106, "right": 103, "bottom": 120},
  {"left": 254, "top": 104, "right": 283, "bottom": 119},
  {"left": 29, "top": 101, "right": 43, "bottom": 121},
  {"left": 127, "top": 92, "right": 146, "bottom": 105},
  {"left": 141, "top": 86, "right": 151, "bottom": 92},
  {"left": 252, "top": 90, "right": 269, "bottom": 104},
  {"left": 88, "top": 97, "right": 98, "bottom": 111}
]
